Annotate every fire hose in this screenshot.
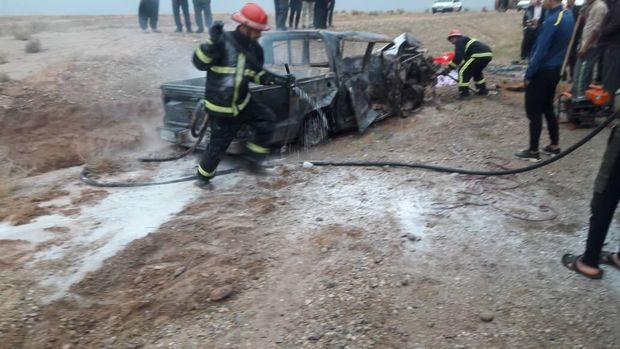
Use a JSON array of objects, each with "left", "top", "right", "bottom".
[{"left": 80, "top": 111, "right": 618, "bottom": 187}]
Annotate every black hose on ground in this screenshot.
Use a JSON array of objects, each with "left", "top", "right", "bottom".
[
  {"left": 79, "top": 168, "right": 240, "bottom": 188},
  {"left": 309, "top": 111, "right": 617, "bottom": 176},
  {"left": 81, "top": 112, "right": 617, "bottom": 187}
]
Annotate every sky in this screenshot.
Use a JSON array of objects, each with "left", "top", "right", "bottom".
[{"left": 0, "top": 1, "right": 495, "bottom": 17}]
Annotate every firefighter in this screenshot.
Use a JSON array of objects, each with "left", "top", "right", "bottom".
[
  {"left": 192, "top": 2, "right": 295, "bottom": 187},
  {"left": 441, "top": 29, "right": 493, "bottom": 98}
]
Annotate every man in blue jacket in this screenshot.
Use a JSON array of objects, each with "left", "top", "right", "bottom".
[{"left": 515, "top": 0, "right": 574, "bottom": 162}]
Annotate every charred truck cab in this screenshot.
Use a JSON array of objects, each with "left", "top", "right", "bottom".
[{"left": 158, "top": 30, "right": 437, "bottom": 152}]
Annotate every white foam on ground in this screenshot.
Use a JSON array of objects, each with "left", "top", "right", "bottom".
[{"left": 1, "top": 162, "right": 241, "bottom": 303}]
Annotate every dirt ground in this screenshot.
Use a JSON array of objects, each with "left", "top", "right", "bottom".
[{"left": 0, "top": 11, "right": 619, "bottom": 349}]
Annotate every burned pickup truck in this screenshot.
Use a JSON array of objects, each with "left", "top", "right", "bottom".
[{"left": 158, "top": 30, "right": 437, "bottom": 150}]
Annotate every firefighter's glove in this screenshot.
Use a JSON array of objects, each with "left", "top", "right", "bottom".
[
  {"left": 271, "top": 74, "right": 296, "bottom": 88},
  {"left": 209, "top": 21, "right": 224, "bottom": 43},
  {"left": 440, "top": 67, "right": 451, "bottom": 76},
  {"left": 284, "top": 74, "right": 296, "bottom": 88}
]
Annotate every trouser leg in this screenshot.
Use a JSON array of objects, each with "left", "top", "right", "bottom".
[
  {"left": 198, "top": 116, "right": 241, "bottom": 179},
  {"left": 571, "top": 47, "right": 601, "bottom": 97},
  {"left": 172, "top": 0, "right": 182, "bottom": 30},
  {"left": 181, "top": 0, "right": 192, "bottom": 31},
  {"left": 542, "top": 70, "right": 561, "bottom": 146},
  {"left": 525, "top": 72, "right": 545, "bottom": 151},
  {"left": 458, "top": 58, "right": 475, "bottom": 95},
  {"left": 472, "top": 57, "right": 491, "bottom": 93},
  {"left": 602, "top": 46, "right": 620, "bottom": 104},
  {"left": 193, "top": 0, "right": 204, "bottom": 31},
  {"left": 204, "top": 0, "right": 212, "bottom": 28},
  {"left": 240, "top": 99, "right": 278, "bottom": 161},
  {"left": 138, "top": 3, "right": 148, "bottom": 30},
  {"left": 582, "top": 127, "right": 620, "bottom": 267},
  {"left": 150, "top": 0, "right": 159, "bottom": 30}
]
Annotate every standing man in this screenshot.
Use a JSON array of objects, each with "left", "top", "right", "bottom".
[
  {"left": 274, "top": 0, "right": 290, "bottom": 30},
  {"left": 441, "top": 30, "right": 493, "bottom": 98},
  {"left": 289, "top": 0, "right": 302, "bottom": 30},
  {"left": 139, "top": 0, "right": 160, "bottom": 33},
  {"left": 192, "top": 2, "right": 295, "bottom": 187},
  {"left": 564, "top": 0, "right": 584, "bottom": 81},
  {"left": 326, "top": 0, "right": 336, "bottom": 28},
  {"left": 571, "top": 0, "right": 608, "bottom": 98},
  {"left": 301, "top": 0, "right": 315, "bottom": 28},
  {"left": 193, "top": 0, "right": 212, "bottom": 33},
  {"left": 514, "top": 0, "right": 574, "bottom": 162},
  {"left": 521, "top": 0, "right": 546, "bottom": 60},
  {"left": 562, "top": 0, "right": 620, "bottom": 280},
  {"left": 172, "top": 0, "right": 193, "bottom": 32},
  {"left": 314, "top": 0, "right": 328, "bottom": 29}
]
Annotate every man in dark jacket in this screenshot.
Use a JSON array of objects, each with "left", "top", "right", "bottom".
[
  {"left": 562, "top": 0, "right": 620, "bottom": 279},
  {"left": 193, "top": 0, "right": 212, "bottom": 33},
  {"left": 192, "top": 3, "right": 295, "bottom": 187},
  {"left": 515, "top": 0, "right": 574, "bottom": 162},
  {"left": 442, "top": 29, "right": 493, "bottom": 98},
  {"left": 172, "top": 0, "right": 193, "bottom": 32},
  {"left": 521, "top": 0, "right": 546, "bottom": 60},
  {"left": 139, "top": 0, "right": 160, "bottom": 33}
]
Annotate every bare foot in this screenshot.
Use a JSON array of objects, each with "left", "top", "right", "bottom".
[{"left": 576, "top": 258, "right": 602, "bottom": 277}]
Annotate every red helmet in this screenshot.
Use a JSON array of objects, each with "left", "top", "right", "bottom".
[
  {"left": 447, "top": 29, "right": 462, "bottom": 40},
  {"left": 231, "top": 3, "right": 270, "bottom": 31}
]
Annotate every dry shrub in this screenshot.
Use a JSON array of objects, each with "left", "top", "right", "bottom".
[
  {"left": 351, "top": 10, "right": 362, "bottom": 16},
  {"left": 0, "top": 52, "right": 7, "bottom": 64},
  {"left": 12, "top": 27, "right": 31, "bottom": 41},
  {"left": 0, "top": 72, "right": 10, "bottom": 83},
  {"left": 25, "top": 38, "right": 42, "bottom": 53},
  {"left": 11, "top": 22, "right": 47, "bottom": 41}
]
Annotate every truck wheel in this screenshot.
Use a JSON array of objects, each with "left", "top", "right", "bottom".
[{"left": 300, "top": 111, "right": 329, "bottom": 147}]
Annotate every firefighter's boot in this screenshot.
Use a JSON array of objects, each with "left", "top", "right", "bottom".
[
  {"left": 458, "top": 88, "right": 471, "bottom": 99},
  {"left": 195, "top": 165, "right": 215, "bottom": 189},
  {"left": 242, "top": 142, "right": 270, "bottom": 175},
  {"left": 476, "top": 83, "right": 489, "bottom": 96}
]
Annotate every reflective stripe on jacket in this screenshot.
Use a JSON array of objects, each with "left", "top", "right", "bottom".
[{"left": 192, "top": 30, "right": 273, "bottom": 116}]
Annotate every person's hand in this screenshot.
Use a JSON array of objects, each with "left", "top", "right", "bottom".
[
  {"left": 209, "top": 21, "right": 224, "bottom": 43},
  {"left": 285, "top": 74, "right": 296, "bottom": 87},
  {"left": 577, "top": 46, "right": 587, "bottom": 58}
]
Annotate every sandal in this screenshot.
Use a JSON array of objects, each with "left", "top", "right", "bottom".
[
  {"left": 561, "top": 254, "right": 603, "bottom": 280},
  {"left": 600, "top": 251, "right": 620, "bottom": 270}
]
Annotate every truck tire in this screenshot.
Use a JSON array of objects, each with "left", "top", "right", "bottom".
[{"left": 300, "top": 111, "right": 329, "bottom": 147}]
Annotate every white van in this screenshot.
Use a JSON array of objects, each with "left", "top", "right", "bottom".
[{"left": 431, "top": 0, "right": 463, "bottom": 14}]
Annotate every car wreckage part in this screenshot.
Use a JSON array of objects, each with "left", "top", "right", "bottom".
[
  {"left": 139, "top": 100, "right": 210, "bottom": 163},
  {"left": 80, "top": 112, "right": 618, "bottom": 187},
  {"left": 300, "top": 110, "right": 329, "bottom": 147}
]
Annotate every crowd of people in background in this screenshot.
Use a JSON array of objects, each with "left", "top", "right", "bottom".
[
  {"left": 275, "top": 0, "right": 336, "bottom": 30},
  {"left": 138, "top": 0, "right": 336, "bottom": 33}
]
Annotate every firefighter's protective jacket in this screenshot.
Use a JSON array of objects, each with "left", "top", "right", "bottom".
[
  {"left": 448, "top": 36, "right": 493, "bottom": 69},
  {"left": 193, "top": 29, "right": 281, "bottom": 117}
]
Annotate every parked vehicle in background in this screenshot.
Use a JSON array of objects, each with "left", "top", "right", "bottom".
[
  {"left": 516, "top": 0, "right": 530, "bottom": 11},
  {"left": 157, "top": 31, "right": 437, "bottom": 152},
  {"left": 431, "top": 0, "right": 463, "bottom": 14}
]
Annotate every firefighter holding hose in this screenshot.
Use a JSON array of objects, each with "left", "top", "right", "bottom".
[{"left": 192, "top": 2, "right": 295, "bottom": 188}]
